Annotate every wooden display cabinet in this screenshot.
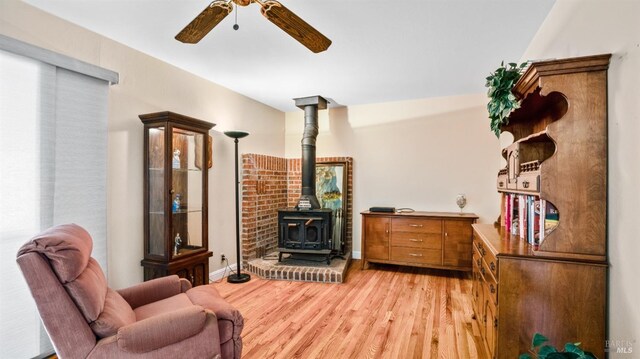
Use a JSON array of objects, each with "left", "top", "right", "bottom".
[
  {"left": 139, "top": 111, "right": 214, "bottom": 286},
  {"left": 361, "top": 211, "right": 478, "bottom": 271},
  {"left": 472, "top": 54, "right": 610, "bottom": 359}
]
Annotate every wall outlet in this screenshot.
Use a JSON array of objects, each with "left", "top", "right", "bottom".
[{"left": 220, "top": 253, "right": 226, "bottom": 262}]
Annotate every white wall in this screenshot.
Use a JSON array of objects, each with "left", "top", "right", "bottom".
[
  {"left": 285, "top": 94, "right": 501, "bottom": 256},
  {"left": 0, "top": 0, "right": 285, "bottom": 288},
  {"left": 521, "top": 0, "right": 640, "bottom": 353}
]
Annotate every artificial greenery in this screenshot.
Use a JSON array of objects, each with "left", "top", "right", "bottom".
[
  {"left": 519, "top": 333, "right": 598, "bottom": 359},
  {"left": 485, "top": 61, "right": 528, "bottom": 137}
]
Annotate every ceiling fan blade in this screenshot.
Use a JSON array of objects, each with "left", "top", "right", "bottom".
[
  {"left": 259, "top": 1, "right": 332, "bottom": 53},
  {"left": 175, "top": 1, "right": 233, "bottom": 44}
]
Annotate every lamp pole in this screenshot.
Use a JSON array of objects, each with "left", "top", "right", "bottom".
[{"left": 224, "top": 131, "right": 251, "bottom": 283}]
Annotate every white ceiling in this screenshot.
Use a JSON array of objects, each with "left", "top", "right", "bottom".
[{"left": 23, "top": 0, "right": 555, "bottom": 112}]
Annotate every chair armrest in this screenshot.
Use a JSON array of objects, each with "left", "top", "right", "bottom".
[
  {"left": 179, "top": 278, "right": 192, "bottom": 293},
  {"left": 117, "top": 275, "right": 182, "bottom": 309},
  {"left": 116, "top": 306, "right": 215, "bottom": 353}
]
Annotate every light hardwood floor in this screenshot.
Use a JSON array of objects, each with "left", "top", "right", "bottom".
[{"left": 213, "top": 260, "right": 487, "bottom": 359}]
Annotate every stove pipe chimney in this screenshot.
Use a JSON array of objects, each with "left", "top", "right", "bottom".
[{"left": 294, "top": 95, "right": 327, "bottom": 210}]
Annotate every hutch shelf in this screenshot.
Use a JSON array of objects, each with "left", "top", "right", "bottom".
[
  {"left": 472, "top": 54, "right": 610, "bottom": 359},
  {"left": 140, "top": 111, "right": 214, "bottom": 286}
]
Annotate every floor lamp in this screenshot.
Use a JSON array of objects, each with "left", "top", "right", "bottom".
[{"left": 224, "top": 130, "right": 251, "bottom": 283}]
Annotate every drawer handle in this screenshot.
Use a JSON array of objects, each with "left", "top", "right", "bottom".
[
  {"left": 409, "top": 253, "right": 423, "bottom": 257},
  {"left": 409, "top": 224, "right": 423, "bottom": 228},
  {"left": 190, "top": 274, "right": 195, "bottom": 284},
  {"left": 409, "top": 238, "right": 423, "bottom": 242},
  {"left": 498, "top": 181, "right": 504, "bottom": 187},
  {"left": 490, "top": 284, "right": 496, "bottom": 294},
  {"left": 476, "top": 259, "right": 481, "bottom": 267},
  {"left": 490, "top": 262, "right": 496, "bottom": 271},
  {"left": 522, "top": 180, "right": 530, "bottom": 188},
  {"left": 480, "top": 267, "right": 486, "bottom": 276},
  {"left": 480, "top": 247, "right": 486, "bottom": 256}
]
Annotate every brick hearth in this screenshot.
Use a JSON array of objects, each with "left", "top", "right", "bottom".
[{"left": 246, "top": 252, "right": 351, "bottom": 283}]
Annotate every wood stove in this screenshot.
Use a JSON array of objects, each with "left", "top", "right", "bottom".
[
  {"left": 277, "top": 95, "right": 334, "bottom": 264},
  {"left": 277, "top": 209, "right": 332, "bottom": 264}
]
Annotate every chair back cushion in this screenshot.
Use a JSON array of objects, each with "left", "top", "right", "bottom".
[
  {"left": 18, "top": 223, "right": 93, "bottom": 283},
  {"left": 17, "top": 223, "right": 136, "bottom": 338}
]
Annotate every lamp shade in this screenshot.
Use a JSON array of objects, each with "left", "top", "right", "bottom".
[{"left": 224, "top": 130, "right": 249, "bottom": 139}]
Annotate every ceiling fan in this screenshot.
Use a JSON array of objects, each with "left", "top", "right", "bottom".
[{"left": 175, "top": 0, "right": 332, "bottom": 53}]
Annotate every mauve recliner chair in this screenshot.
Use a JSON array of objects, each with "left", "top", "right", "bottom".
[{"left": 16, "top": 223, "right": 243, "bottom": 359}]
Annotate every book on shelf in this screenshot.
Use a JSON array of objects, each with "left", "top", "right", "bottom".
[
  {"left": 518, "top": 194, "right": 526, "bottom": 239},
  {"left": 544, "top": 202, "right": 560, "bottom": 236},
  {"left": 504, "top": 194, "right": 511, "bottom": 233},
  {"left": 533, "top": 198, "right": 542, "bottom": 246},
  {"left": 527, "top": 196, "right": 534, "bottom": 245},
  {"left": 511, "top": 195, "right": 519, "bottom": 235}
]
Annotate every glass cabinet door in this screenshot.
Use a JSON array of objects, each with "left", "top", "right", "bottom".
[
  {"left": 147, "top": 126, "right": 165, "bottom": 257},
  {"left": 170, "top": 127, "right": 205, "bottom": 258}
]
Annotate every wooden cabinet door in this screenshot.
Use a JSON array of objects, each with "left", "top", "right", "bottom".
[
  {"left": 484, "top": 294, "right": 497, "bottom": 359},
  {"left": 364, "top": 216, "right": 390, "bottom": 261},
  {"left": 191, "top": 261, "right": 207, "bottom": 286},
  {"left": 443, "top": 219, "right": 473, "bottom": 269},
  {"left": 472, "top": 250, "right": 482, "bottom": 320}
]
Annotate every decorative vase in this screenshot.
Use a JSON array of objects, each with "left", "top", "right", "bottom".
[{"left": 456, "top": 194, "right": 467, "bottom": 213}]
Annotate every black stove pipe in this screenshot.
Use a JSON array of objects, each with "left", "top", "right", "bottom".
[{"left": 294, "top": 96, "right": 327, "bottom": 210}]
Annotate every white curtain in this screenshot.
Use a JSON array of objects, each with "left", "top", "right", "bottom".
[{"left": 0, "top": 43, "right": 112, "bottom": 357}]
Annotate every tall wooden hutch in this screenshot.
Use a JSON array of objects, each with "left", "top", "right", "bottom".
[
  {"left": 472, "top": 55, "right": 610, "bottom": 359},
  {"left": 140, "top": 111, "right": 214, "bottom": 286}
]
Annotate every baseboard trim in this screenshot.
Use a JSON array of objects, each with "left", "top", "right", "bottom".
[
  {"left": 209, "top": 263, "right": 237, "bottom": 282},
  {"left": 351, "top": 251, "right": 361, "bottom": 259}
]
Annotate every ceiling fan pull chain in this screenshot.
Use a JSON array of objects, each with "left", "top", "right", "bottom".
[{"left": 233, "top": 4, "right": 239, "bottom": 30}]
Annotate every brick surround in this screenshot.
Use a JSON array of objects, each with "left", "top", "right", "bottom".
[
  {"left": 241, "top": 154, "right": 353, "bottom": 279},
  {"left": 286, "top": 157, "right": 354, "bottom": 254}
]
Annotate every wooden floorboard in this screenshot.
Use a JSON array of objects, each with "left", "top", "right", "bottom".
[{"left": 212, "top": 260, "right": 487, "bottom": 359}]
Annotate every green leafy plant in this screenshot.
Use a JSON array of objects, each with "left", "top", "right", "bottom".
[
  {"left": 485, "top": 61, "right": 527, "bottom": 137},
  {"left": 519, "top": 333, "right": 598, "bottom": 359}
]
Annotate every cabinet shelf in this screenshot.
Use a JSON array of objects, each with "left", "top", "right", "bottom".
[
  {"left": 148, "top": 209, "right": 204, "bottom": 215},
  {"left": 149, "top": 168, "right": 202, "bottom": 172}
]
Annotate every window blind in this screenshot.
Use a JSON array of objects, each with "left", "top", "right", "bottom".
[{"left": 0, "top": 36, "right": 115, "bottom": 357}]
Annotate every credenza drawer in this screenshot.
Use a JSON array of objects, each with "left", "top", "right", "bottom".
[
  {"left": 391, "top": 218, "right": 441, "bottom": 234},
  {"left": 391, "top": 247, "right": 442, "bottom": 265},
  {"left": 391, "top": 231, "right": 442, "bottom": 249},
  {"left": 481, "top": 259, "right": 498, "bottom": 305}
]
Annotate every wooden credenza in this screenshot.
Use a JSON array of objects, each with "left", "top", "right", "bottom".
[{"left": 361, "top": 211, "right": 478, "bottom": 271}]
